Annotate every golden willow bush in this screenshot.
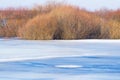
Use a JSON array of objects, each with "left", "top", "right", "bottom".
[
  {"left": 0, "top": 8, "right": 37, "bottom": 37},
  {"left": 19, "top": 5, "right": 104, "bottom": 40},
  {"left": 0, "top": 3, "right": 120, "bottom": 39},
  {"left": 18, "top": 14, "right": 58, "bottom": 40},
  {"left": 107, "top": 20, "right": 120, "bottom": 39}
]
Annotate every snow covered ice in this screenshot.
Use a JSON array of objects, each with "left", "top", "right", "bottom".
[{"left": 0, "top": 38, "right": 120, "bottom": 80}]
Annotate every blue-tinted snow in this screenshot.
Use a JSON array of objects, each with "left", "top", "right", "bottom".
[{"left": 0, "top": 38, "right": 120, "bottom": 80}]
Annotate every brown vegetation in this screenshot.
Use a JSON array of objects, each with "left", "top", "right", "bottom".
[{"left": 0, "top": 3, "right": 120, "bottom": 39}]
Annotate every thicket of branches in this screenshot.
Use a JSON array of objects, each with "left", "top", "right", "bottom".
[{"left": 0, "top": 2, "right": 120, "bottom": 39}]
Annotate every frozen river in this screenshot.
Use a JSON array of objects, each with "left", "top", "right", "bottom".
[{"left": 0, "top": 38, "right": 120, "bottom": 80}]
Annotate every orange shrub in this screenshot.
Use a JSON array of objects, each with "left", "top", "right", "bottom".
[
  {"left": 18, "top": 13, "right": 58, "bottom": 40},
  {"left": 106, "top": 9, "right": 120, "bottom": 21},
  {"left": 0, "top": 8, "right": 37, "bottom": 37},
  {"left": 1, "top": 3, "right": 120, "bottom": 39},
  {"left": 107, "top": 20, "right": 120, "bottom": 39},
  {"left": 19, "top": 5, "right": 103, "bottom": 39},
  {"left": 50, "top": 5, "right": 102, "bottom": 39}
]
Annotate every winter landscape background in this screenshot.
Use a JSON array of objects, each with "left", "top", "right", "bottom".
[
  {"left": 0, "top": 38, "right": 120, "bottom": 80},
  {"left": 0, "top": 0, "right": 120, "bottom": 80}
]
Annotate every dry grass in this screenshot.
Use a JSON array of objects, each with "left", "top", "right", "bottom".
[
  {"left": 107, "top": 20, "right": 120, "bottom": 39},
  {"left": 0, "top": 3, "right": 120, "bottom": 39},
  {"left": 19, "top": 5, "right": 103, "bottom": 39}
]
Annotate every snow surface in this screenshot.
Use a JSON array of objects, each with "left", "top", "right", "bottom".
[
  {"left": 55, "top": 65, "right": 82, "bottom": 68},
  {"left": 0, "top": 38, "right": 120, "bottom": 62},
  {"left": 0, "top": 38, "right": 120, "bottom": 80}
]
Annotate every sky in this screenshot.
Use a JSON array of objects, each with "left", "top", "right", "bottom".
[{"left": 0, "top": 0, "right": 120, "bottom": 11}]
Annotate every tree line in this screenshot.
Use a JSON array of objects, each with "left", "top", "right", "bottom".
[{"left": 0, "top": 2, "right": 120, "bottom": 39}]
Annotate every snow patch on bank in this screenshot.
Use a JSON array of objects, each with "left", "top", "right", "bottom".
[
  {"left": 55, "top": 65, "right": 82, "bottom": 68},
  {"left": 0, "top": 39, "right": 120, "bottom": 62}
]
